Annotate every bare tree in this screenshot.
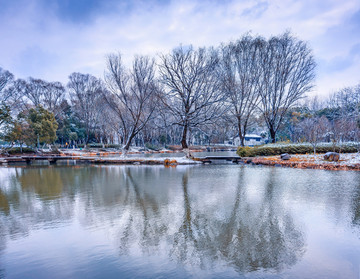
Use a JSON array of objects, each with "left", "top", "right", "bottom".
[
  {"left": 0, "top": 68, "right": 25, "bottom": 114},
  {"left": 14, "top": 78, "right": 65, "bottom": 115},
  {"left": 219, "top": 35, "right": 264, "bottom": 146},
  {"left": 0, "top": 67, "right": 14, "bottom": 103},
  {"left": 300, "top": 116, "right": 329, "bottom": 155},
  {"left": 104, "top": 54, "right": 159, "bottom": 151},
  {"left": 259, "top": 32, "right": 316, "bottom": 143},
  {"left": 153, "top": 107, "right": 183, "bottom": 146},
  {"left": 327, "top": 85, "right": 360, "bottom": 142},
  {"left": 67, "top": 73, "right": 105, "bottom": 144},
  {"left": 43, "top": 82, "right": 65, "bottom": 117},
  {"left": 22, "top": 77, "right": 47, "bottom": 107},
  {"left": 159, "top": 46, "right": 224, "bottom": 149}
]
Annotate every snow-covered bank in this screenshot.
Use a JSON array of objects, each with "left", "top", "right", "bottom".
[
  {"left": 85, "top": 156, "right": 202, "bottom": 165},
  {"left": 247, "top": 153, "right": 360, "bottom": 171}
]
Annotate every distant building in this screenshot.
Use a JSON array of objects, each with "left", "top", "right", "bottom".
[{"left": 227, "top": 134, "right": 264, "bottom": 147}]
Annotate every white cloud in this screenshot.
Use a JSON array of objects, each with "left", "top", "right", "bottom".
[{"left": 0, "top": 0, "right": 359, "bottom": 97}]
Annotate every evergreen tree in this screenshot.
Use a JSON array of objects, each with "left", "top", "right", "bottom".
[{"left": 27, "top": 106, "right": 58, "bottom": 148}]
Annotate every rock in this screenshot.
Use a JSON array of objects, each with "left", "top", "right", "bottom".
[
  {"left": 169, "top": 159, "right": 178, "bottom": 166},
  {"left": 324, "top": 152, "right": 340, "bottom": 162},
  {"left": 280, "top": 153, "right": 291, "bottom": 160}
]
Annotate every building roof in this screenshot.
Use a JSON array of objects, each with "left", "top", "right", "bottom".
[{"left": 245, "top": 134, "right": 262, "bottom": 138}]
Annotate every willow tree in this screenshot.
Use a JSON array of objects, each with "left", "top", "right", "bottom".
[
  {"left": 104, "top": 54, "right": 158, "bottom": 151},
  {"left": 159, "top": 46, "right": 224, "bottom": 149},
  {"left": 259, "top": 32, "right": 316, "bottom": 143},
  {"left": 219, "top": 35, "right": 264, "bottom": 146}
]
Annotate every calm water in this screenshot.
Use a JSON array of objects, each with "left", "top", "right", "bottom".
[{"left": 0, "top": 165, "right": 360, "bottom": 278}]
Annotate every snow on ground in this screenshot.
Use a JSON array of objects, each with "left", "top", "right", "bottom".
[
  {"left": 60, "top": 149, "right": 201, "bottom": 164},
  {"left": 289, "top": 153, "right": 360, "bottom": 165}
]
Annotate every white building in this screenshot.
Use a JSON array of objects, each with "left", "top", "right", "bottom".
[{"left": 228, "top": 134, "right": 264, "bottom": 147}]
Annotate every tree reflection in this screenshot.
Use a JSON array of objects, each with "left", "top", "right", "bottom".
[
  {"left": 0, "top": 167, "right": 75, "bottom": 241},
  {"left": 351, "top": 181, "right": 360, "bottom": 228},
  {"left": 2, "top": 165, "right": 360, "bottom": 276},
  {"left": 115, "top": 168, "right": 168, "bottom": 255},
  {"left": 236, "top": 168, "right": 305, "bottom": 272},
  {"left": 171, "top": 170, "right": 199, "bottom": 264},
  {"left": 169, "top": 168, "right": 305, "bottom": 272},
  {"left": 17, "top": 167, "right": 64, "bottom": 200},
  {"left": 0, "top": 189, "right": 10, "bottom": 215}
]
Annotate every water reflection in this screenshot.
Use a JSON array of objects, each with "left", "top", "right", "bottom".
[
  {"left": 18, "top": 168, "right": 64, "bottom": 199},
  {"left": 0, "top": 189, "right": 10, "bottom": 215},
  {"left": 168, "top": 168, "right": 305, "bottom": 272},
  {"left": 0, "top": 165, "right": 359, "bottom": 278},
  {"left": 0, "top": 167, "right": 75, "bottom": 241},
  {"left": 218, "top": 168, "right": 304, "bottom": 272},
  {"left": 351, "top": 183, "right": 360, "bottom": 228}
]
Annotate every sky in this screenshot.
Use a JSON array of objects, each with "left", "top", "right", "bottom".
[{"left": 0, "top": 0, "right": 359, "bottom": 98}]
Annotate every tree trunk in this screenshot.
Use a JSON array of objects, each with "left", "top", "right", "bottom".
[
  {"left": 240, "top": 136, "right": 245, "bottom": 147},
  {"left": 237, "top": 118, "right": 245, "bottom": 147},
  {"left": 123, "top": 129, "right": 137, "bottom": 151},
  {"left": 269, "top": 127, "right": 276, "bottom": 143},
  {"left": 181, "top": 123, "right": 188, "bottom": 149},
  {"left": 123, "top": 137, "right": 132, "bottom": 151}
]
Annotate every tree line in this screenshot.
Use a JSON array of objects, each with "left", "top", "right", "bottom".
[
  {"left": 0, "top": 31, "right": 358, "bottom": 152},
  {"left": 277, "top": 85, "right": 360, "bottom": 153}
]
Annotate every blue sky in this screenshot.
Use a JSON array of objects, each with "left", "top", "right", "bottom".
[{"left": 0, "top": 0, "right": 359, "bottom": 98}]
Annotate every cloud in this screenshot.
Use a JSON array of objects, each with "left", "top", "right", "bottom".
[
  {"left": 242, "top": 1, "right": 269, "bottom": 18},
  {"left": 319, "top": 43, "right": 360, "bottom": 75},
  {"left": 0, "top": 0, "right": 359, "bottom": 97}
]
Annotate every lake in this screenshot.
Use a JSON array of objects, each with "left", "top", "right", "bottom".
[{"left": 0, "top": 164, "right": 359, "bottom": 278}]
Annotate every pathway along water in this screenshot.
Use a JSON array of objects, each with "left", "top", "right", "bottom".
[{"left": 0, "top": 164, "right": 359, "bottom": 278}]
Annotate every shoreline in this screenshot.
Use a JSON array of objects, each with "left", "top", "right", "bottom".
[
  {"left": 0, "top": 154, "right": 201, "bottom": 166},
  {"left": 243, "top": 153, "right": 360, "bottom": 171},
  {"left": 1, "top": 151, "right": 360, "bottom": 171}
]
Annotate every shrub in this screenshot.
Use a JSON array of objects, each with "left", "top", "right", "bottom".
[
  {"left": 237, "top": 142, "right": 359, "bottom": 157},
  {"left": 237, "top": 146, "right": 252, "bottom": 157},
  {"left": 4, "top": 147, "right": 36, "bottom": 154},
  {"left": 145, "top": 143, "right": 160, "bottom": 151}
]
